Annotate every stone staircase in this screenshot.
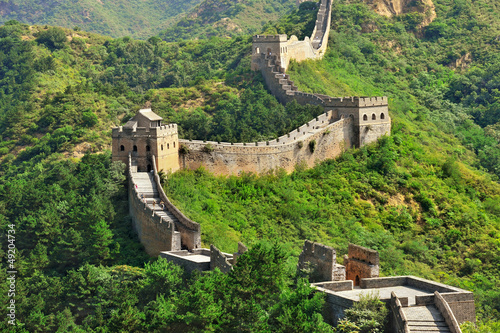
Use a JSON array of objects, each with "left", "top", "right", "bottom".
[
  {"left": 265, "top": 54, "right": 299, "bottom": 98},
  {"left": 403, "top": 305, "right": 451, "bottom": 333},
  {"left": 131, "top": 172, "right": 181, "bottom": 232}
]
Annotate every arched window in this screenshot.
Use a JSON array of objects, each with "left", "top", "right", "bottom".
[
  {"left": 161, "top": 144, "right": 163, "bottom": 151},
  {"left": 380, "top": 113, "right": 385, "bottom": 120},
  {"left": 167, "top": 143, "right": 170, "bottom": 149},
  {"left": 363, "top": 114, "right": 368, "bottom": 121},
  {"left": 120, "top": 145, "right": 125, "bottom": 151},
  {"left": 133, "top": 145, "right": 137, "bottom": 152},
  {"left": 372, "top": 113, "right": 376, "bottom": 120},
  {"left": 173, "top": 142, "right": 176, "bottom": 148},
  {"left": 146, "top": 145, "right": 150, "bottom": 152}
]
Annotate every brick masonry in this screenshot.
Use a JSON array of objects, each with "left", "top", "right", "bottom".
[
  {"left": 297, "top": 240, "right": 346, "bottom": 282},
  {"left": 180, "top": 116, "right": 354, "bottom": 176},
  {"left": 344, "top": 243, "right": 380, "bottom": 285},
  {"left": 210, "top": 244, "right": 233, "bottom": 273}
]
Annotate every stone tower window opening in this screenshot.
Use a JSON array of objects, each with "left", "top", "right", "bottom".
[
  {"left": 363, "top": 114, "right": 368, "bottom": 121},
  {"left": 173, "top": 142, "right": 176, "bottom": 148},
  {"left": 161, "top": 144, "right": 163, "bottom": 151},
  {"left": 255, "top": 47, "right": 260, "bottom": 54},
  {"left": 167, "top": 143, "right": 170, "bottom": 149},
  {"left": 380, "top": 113, "right": 385, "bottom": 120},
  {"left": 133, "top": 145, "right": 137, "bottom": 152},
  {"left": 146, "top": 145, "right": 150, "bottom": 152},
  {"left": 372, "top": 113, "right": 376, "bottom": 120},
  {"left": 120, "top": 145, "right": 125, "bottom": 151}
]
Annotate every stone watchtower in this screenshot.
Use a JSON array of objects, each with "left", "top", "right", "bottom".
[{"left": 112, "top": 109, "right": 180, "bottom": 173}]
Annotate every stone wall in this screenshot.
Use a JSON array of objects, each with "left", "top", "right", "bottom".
[
  {"left": 344, "top": 244, "right": 380, "bottom": 285},
  {"left": 151, "top": 155, "right": 201, "bottom": 250},
  {"left": 210, "top": 245, "right": 233, "bottom": 273},
  {"left": 113, "top": 124, "right": 180, "bottom": 173},
  {"left": 434, "top": 292, "right": 461, "bottom": 333},
  {"left": 180, "top": 117, "right": 354, "bottom": 176},
  {"left": 233, "top": 242, "right": 248, "bottom": 263},
  {"left": 159, "top": 249, "right": 211, "bottom": 274},
  {"left": 128, "top": 162, "right": 180, "bottom": 256},
  {"left": 297, "top": 240, "right": 345, "bottom": 282},
  {"left": 415, "top": 291, "right": 476, "bottom": 324},
  {"left": 252, "top": 0, "right": 332, "bottom": 72},
  {"left": 321, "top": 292, "right": 355, "bottom": 325},
  {"left": 360, "top": 276, "right": 409, "bottom": 289},
  {"left": 312, "top": 280, "right": 353, "bottom": 292},
  {"left": 390, "top": 292, "right": 410, "bottom": 333}
]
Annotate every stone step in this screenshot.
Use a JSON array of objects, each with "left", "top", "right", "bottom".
[
  {"left": 404, "top": 305, "right": 451, "bottom": 333},
  {"left": 409, "top": 322, "right": 448, "bottom": 327},
  {"left": 403, "top": 305, "right": 444, "bottom": 322},
  {"left": 409, "top": 327, "right": 450, "bottom": 333}
]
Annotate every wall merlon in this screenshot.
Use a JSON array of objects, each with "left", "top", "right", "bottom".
[
  {"left": 252, "top": 34, "right": 288, "bottom": 42},
  {"left": 348, "top": 243, "right": 379, "bottom": 265}
]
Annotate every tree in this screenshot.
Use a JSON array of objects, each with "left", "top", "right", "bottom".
[
  {"left": 334, "top": 293, "right": 388, "bottom": 333},
  {"left": 36, "top": 27, "right": 67, "bottom": 50}
]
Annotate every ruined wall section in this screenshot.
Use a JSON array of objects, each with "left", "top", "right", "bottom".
[
  {"left": 297, "top": 240, "right": 345, "bottom": 282},
  {"left": 344, "top": 243, "right": 380, "bottom": 285},
  {"left": 210, "top": 245, "right": 233, "bottom": 273},
  {"left": 179, "top": 116, "right": 354, "bottom": 175}
]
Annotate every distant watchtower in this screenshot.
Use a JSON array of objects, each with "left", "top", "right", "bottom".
[{"left": 112, "top": 109, "right": 180, "bottom": 173}]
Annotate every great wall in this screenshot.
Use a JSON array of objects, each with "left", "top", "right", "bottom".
[{"left": 111, "top": 0, "right": 473, "bottom": 331}]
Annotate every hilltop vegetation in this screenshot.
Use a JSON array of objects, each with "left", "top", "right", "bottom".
[
  {"left": 0, "top": 0, "right": 205, "bottom": 39},
  {"left": 158, "top": 0, "right": 296, "bottom": 42},
  {"left": 0, "top": 0, "right": 499, "bottom": 331}
]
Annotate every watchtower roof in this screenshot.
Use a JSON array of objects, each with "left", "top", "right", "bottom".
[{"left": 138, "top": 108, "right": 163, "bottom": 121}]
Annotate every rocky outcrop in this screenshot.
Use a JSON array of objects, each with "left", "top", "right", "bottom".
[{"left": 364, "top": 0, "right": 436, "bottom": 27}]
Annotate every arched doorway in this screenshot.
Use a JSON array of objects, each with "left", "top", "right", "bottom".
[{"left": 355, "top": 275, "right": 360, "bottom": 286}]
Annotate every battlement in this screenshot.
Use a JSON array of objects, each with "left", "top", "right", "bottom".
[
  {"left": 302, "top": 240, "right": 337, "bottom": 260},
  {"left": 112, "top": 124, "right": 178, "bottom": 137},
  {"left": 180, "top": 115, "right": 348, "bottom": 154},
  {"left": 252, "top": 34, "right": 288, "bottom": 43},
  {"left": 323, "top": 96, "right": 388, "bottom": 107},
  {"left": 347, "top": 243, "right": 379, "bottom": 266}
]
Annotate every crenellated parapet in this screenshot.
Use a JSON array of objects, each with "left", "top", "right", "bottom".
[
  {"left": 251, "top": 0, "right": 332, "bottom": 72},
  {"left": 179, "top": 116, "right": 354, "bottom": 175}
]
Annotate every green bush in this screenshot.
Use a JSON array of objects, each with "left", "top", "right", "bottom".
[{"left": 36, "top": 27, "right": 67, "bottom": 50}]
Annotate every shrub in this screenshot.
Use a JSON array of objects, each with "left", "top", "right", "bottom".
[
  {"left": 36, "top": 27, "right": 67, "bottom": 50},
  {"left": 179, "top": 144, "right": 190, "bottom": 155},
  {"left": 203, "top": 143, "right": 215, "bottom": 153},
  {"left": 309, "top": 140, "right": 316, "bottom": 153}
]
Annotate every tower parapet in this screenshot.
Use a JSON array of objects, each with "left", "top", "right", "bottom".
[{"left": 112, "top": 109, "right": 180, "bottom": 173}]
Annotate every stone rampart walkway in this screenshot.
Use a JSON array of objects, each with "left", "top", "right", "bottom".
[
  {"left": 404, "top": 305, "right": 451, "bottom": 333},
  {"left": 131, "top": 172, "right": 179, "bottom": 226}
]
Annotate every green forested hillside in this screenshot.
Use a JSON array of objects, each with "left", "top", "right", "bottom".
[
  {"left": 158, "top": 0, "right": 296, "bottom": 42},
  {"left": 0, "top": 0, "right": 500, "bottom": 331},
  {"left": 0, "top": 0, "right": 203, "bottom": 39}
]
